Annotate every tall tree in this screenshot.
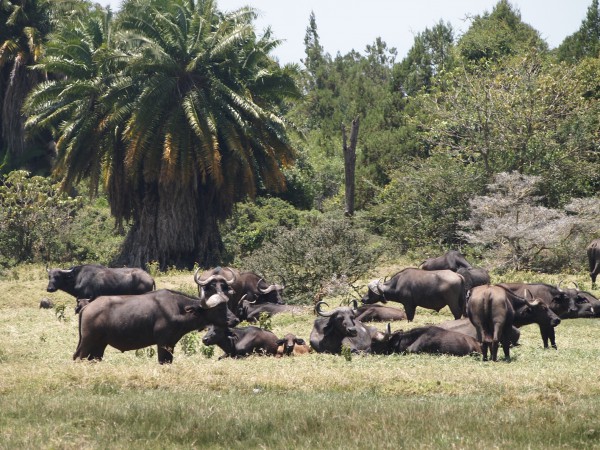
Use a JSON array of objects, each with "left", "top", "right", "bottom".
[
  {"left": 556, "top": 0, "right": 600, "bottom": 63},
  {"left": 0, "top": 0, "right": 52, "bottom": 171},
  {"left": 457, "top": 0, "right": 548, "bottom": 63},
  {"left": 26, "top": 0, "right": 300, "bottom": 269}
]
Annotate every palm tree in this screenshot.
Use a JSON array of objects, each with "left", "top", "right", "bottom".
[
  {"left": 0, "top": 0, "right": 88, "bottom": 172},
  {"left": 27, "top": 0, "right": 301, "bottom": 268},
  {"left": 0, "top": 0, "right": 52, "bottom": 170}
]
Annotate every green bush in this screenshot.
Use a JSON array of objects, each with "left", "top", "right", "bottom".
[
  {"left": 0, "top": 171, "right": 81, "bottom": 267},
  {"left": 365, "top": 154, "right": 485, "bottom": 252},
  {"left": 221, "top": 197, "right": 316, "bottom": 262},
  {"left": 241, "top": 213, "right": 380, "bottom": 304}
]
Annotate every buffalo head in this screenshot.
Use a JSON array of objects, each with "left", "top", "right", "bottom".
[
  {"left": 315, "top": 301, "right": 359, "bottom": 337},
  {"left": 520, "top": 289, "right": 561, "bottom": 328},
  {"left": 194, "top": 267, "right": 237, "bottom": 300},
  {"left": 361, "top": 280, "right": 385, "bottom": 304},
  {"left": 276, "top": 333, "right": 306, "bottom": 356},
  {"left": 554, "top": 281, "right": 589, "bottom": 317},
  {"left": 46, "top": 267, "right": 75, "bottom": 293}
]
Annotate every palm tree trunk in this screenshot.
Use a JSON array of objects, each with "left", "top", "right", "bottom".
[{"left": 116, "top": 182, "right": 224, "bottom": 269}]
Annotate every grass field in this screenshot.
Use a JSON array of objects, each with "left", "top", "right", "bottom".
[{"left": 1, "top": 264, "right": 600, "bottom": 449}]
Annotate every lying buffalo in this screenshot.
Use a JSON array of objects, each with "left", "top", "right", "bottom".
[
  {"left": 467, "top": 285, "right": 515, "bottom": 361},
  {"left": 202, "top": 325, "right": 279, "bottom": 358},
  {"left": 73, "top": 289, "right": 239, "bottom": 364},
  {"left": 373, "top": 325, "right": 481, "bottom": 356},
  {"left": 310, "top": 301, "right": 372, "bottom": 354},
  {"left": 195, "top": 267, "right": 284, "bottom": 312},
  {"left": 436, "top": 318, "right": 521, "bottom": 347},
  {"left": 362, "top": 268, "right": 466, "bottom": 321},
  {"left": 354, "top": 304, "right": 407, "bottom": 322},
  {"left": 275, "top": 333, "right": 312, "bottom": 357},
  {"left": 561, "top": 291, "right": 600, "bottom": 319},
  {"left": 419, "top": 250, "right": 472, "bottom": 272},
  {"left": 236, "top": 299, "right": 303, "bottom": 322},
  {"left": 47, "top": 264, "right": 155, "bottom": 312}
]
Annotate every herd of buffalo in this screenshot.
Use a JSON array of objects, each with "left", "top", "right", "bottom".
[{"left": 42, "top": 239, "right": 600, "bottom": 363}]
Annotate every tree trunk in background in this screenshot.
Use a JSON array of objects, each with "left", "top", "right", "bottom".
[
  {"left": 115, "top": 182, "right": 224, "bottom": 270},
  {"left": 342, "top": 116, "right": 360, "bottom": 217}
]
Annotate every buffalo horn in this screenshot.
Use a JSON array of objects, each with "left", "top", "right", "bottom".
[
  {"left": 386, "top": 323, "right": 392, "bottom": 335},
  {"left": 570, "top": 281, "right": 579, "bottom": 290},
  {"left": 240, "top": 293, "right": 257, "bottom": 304},
  {"left": 557, "top": 280, "right": 564, "bottom": 292},
  {"left": 258, "top": 279, "right": 283, "bottom": 294},
  {"left": 352, "top": 299, "right": 358, "bottom": 312},
  {"left": 523, "top": 289, "right": 540, "bottom": 307},
  {"left": 315, "top": 301, "right": 334, "bottom": 317}
]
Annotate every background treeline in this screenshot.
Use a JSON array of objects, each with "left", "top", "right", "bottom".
[{"left": 1, "top": 0, "right": 599, "bottom": 301}]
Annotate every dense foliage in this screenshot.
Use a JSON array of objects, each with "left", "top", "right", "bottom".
[{"left": 0, "top": 0, "right": 599, "bottom": 283}]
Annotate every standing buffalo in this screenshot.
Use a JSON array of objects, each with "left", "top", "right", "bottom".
[
  {"left": 499, "top": 282, "right": 587, "bottom": 348},
  {"left": 587, "top": 239, "right": 600, "bottom": 287},
  {"left": 47, "top": 264, "right": 155, "bottom": 312},
  {"left": 236, "top": 299, "right": 303, "bottom": 322},
  {"left": 419, "top": 250, "right": 472, "bottom": 272},
  {"left": 275, "top": 333, "right": 312, "bottom": 357},
  {"left": 202, "top": 325, "right": 279, "bottom": 358},
  {"left": 467, "top": 285, "right": 515, "bottom": 361},
  {"left": 310, "top": 302, "right": 372, "bottom": 354},
  {"left": 457, "top": 267, "right": 491, "bottom": 294},
  {"left": 362, "top": 268, "right": 466, "bottom": 321},
  {"left": 194, "top": 267, "right": 284, "bottom": 313},
  {"left": 73, "top": 289, "right": 239, "bottom": 364}
]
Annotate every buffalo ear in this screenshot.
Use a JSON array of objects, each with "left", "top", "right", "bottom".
[
  {"left": 276, "top": 339, "right": 284, "bottom": 346},
  {"left": 295, "top": 338, "right": 306, "bottom": 345},
  {"left": 184, "top": 305, "right": 199, "bottom": 315}
]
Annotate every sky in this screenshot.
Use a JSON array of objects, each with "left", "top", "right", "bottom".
[{"left": 98, "top": 0, "right": 594, "bottom": 65}]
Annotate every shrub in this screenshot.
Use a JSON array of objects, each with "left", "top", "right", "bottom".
[
  {"left": 365, "top": 154, "right": 485, "bottom": 253},
  {"left": 460, "top": 172, "right": 600, "bottom": 272},
  {"left": 241, "top": 214, "right": 380, "bottom": 304},
  {"left": 221, "top": 197, "right": 316, "bottom": 262},
  {"left": 0, "top": 171, "right": 81, "bottom": 267}
]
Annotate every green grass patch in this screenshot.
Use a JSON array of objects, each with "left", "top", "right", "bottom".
[{"left": 2, "top": 264, "right": 600, "bottom": 448}]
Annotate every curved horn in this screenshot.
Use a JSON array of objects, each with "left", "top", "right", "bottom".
[
  {"left": 193, "top": 267, "right": 203, "bottom": 285},
  {"left": 570, "top": 281, "right": 579, "bottom": 290},
  {"left": 258, "top": 279, "right": 282, "bottom": 294},
  {"left": 386, "top": 323, "right": 392, "bottom": 336},
  {"left": 240, "top": 293, "right": 256, "bottom": 304},
  {"left": 352, "top": 299, "right": 358, "bottom": 312},
  {"left": 223, "top": 267, "right": 236, "bottom": 285},
  {"left": 315, "top": 301, "right": 334, "bottom": 317},
  {"left": 522, "top": 289, "right": 539, "bottom": 307},
  {"left": 196, "top": 273, "right": 218, "bottom": 287},
  {"left": 198, "top": 286, "right": 206, "bottom": 302},
  {"left": 557, "top": 280, "right": 564, "bottom": 292}
]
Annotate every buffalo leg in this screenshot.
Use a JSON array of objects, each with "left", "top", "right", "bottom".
[
  {"left": 157, "top": 346, "right": 174, "bottom": 364},
  {"left": 501, "top": 337, "right": 511, "bottom": 361},
  {"left": 540, "top": 326, "right": 557, "bottom": 349},
  {"left": 481, "top": 342, "right": 489, "bottom": 361},
  {"left": 404, "top": 305, "right": 416, "bottom": 322}
]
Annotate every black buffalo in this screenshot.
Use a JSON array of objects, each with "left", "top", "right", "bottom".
[
  {"left": 498, "top": 282, "right": 586, "bottom": 348},
  {"left": 236, "top": 299, "right": 303, "bottom": 322},
  {"left": 436, "top": 318, "right": 521, "bottom": 347},
  {"left": 561, "top": 291, "right": 600, "bottom": 319},
  {"left": 47, "top": 264, "right": 155, "bottom": 312},
  {"left": 309, "top": 302, "right": 372, "bottom": 354},
  {"left": 467, "top": 285, "right": 515, "bottom": 361},
  {"left": 275, "top": 333, "right": 312, "bottom": 357},
  {"left": 362, "top": 268, "right": 466, "bottom": 321},
  {"left": 202, "top": 325, "right": 279, "bottom": 358},
  {"left": 587, "top": 239, "right": 600, "bottom": 287},
  {"left": 195, "top": 267, "right": 284, "bottom": 313},
  {"left": 73, "top": 289, "right": 239, "bottom": 364},
  {"left": 457, "top": 267, "right": 491, "bottom": 294},
  {"left": 374, "top": 325, "right": 481, "bottom": 356},
  {"left": 419, "top": 250, "right": 472, "bottom": 272},
  {"left": 354, "top": 304, "right": 407, "bottom": 322}
]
